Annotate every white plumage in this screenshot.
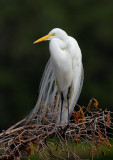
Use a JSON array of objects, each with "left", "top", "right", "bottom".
[{"left": 27, "top": 28, "right": 84, "bottom": 124}]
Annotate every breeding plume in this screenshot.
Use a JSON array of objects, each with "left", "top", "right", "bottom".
[{"left": 28, "top": 28, "right": 84, "bottom": 124}]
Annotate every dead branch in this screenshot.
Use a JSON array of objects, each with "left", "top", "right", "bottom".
[{"left": 0, "top": 98, "right": 112, "bottom": 160}]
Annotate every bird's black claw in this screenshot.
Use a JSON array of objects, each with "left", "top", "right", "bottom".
[{"left": 61, "top": 123, "right": 70, "bottom": 138}]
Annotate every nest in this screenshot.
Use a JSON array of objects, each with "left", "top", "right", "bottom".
[{"left": 0, "top": 98, "right": 113, "bottom": 160}]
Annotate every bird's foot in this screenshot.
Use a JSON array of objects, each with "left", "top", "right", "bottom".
[
  {"left": 59, "top": 123, "right": 70, "bottom": 138},
  {"left": 63, "top": 123, "right": 70, "bottom": 133}
]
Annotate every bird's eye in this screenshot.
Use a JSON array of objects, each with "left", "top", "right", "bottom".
[{"left": 51, "top": 33, "right": 55, "bottom": 36}]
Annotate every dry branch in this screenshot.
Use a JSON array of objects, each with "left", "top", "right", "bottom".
[{"left": 0, "top": 98, "right": 112, "bottom": 160}]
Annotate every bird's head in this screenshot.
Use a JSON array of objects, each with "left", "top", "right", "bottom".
[{"left": 33, "top": 28, "right": 68, "bottom": 44}]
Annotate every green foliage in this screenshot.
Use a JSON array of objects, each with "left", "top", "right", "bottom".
[
  {"left": 27, "top": 140, "right": 113, "bottom": 160},
  {"left": 0, "top": 0, "right": 113, "bottom": 130}
]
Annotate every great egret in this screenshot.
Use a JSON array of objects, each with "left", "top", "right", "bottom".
[{"left": 28, "top": 28, "right": 84, "bottom": 124}]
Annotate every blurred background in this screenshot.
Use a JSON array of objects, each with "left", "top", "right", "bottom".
[{"left": 0, "top": 0, "right": 113, "bottom": 131}]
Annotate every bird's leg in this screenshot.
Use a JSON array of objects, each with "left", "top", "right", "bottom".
[
  {"left": 67, "top": 86, "right": 71, "bottom": 126},
  {"left": 62, "top": 87, "right": 71, "bottom": 136},
  {"left": 60, "top": 92, "right": 64, "bottom": 124}
]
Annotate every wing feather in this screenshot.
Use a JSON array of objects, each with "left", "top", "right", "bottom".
[{"left": 70, "top": 61, "right": 84, "bottom": 115}]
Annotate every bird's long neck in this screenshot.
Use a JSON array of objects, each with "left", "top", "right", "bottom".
[{"left": 49, "top": 38, "right": 68, "bottom": 63}]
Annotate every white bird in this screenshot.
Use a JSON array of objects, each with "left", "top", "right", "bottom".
[{"left": 28, "top": 28, "right": 84, "bottom": 124}]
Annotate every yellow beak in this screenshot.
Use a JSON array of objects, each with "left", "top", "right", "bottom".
[{"left": 33, "top": 33, "right": 55, "bottom": 44}]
